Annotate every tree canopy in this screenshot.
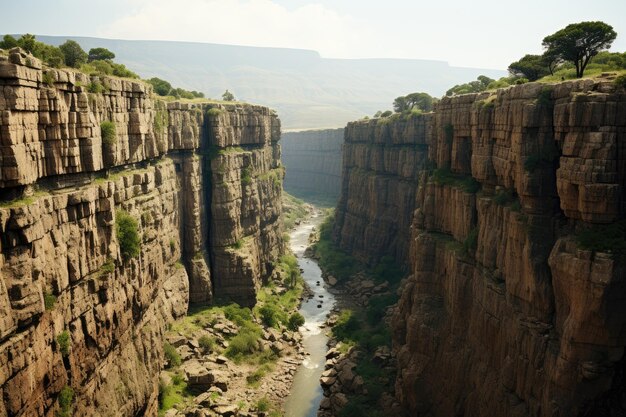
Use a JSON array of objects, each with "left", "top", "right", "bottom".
[
  {"left": 222, "top": 90, "right": 235, "bottom": 101},
  {"left": 508, "top": 54, "right": 551, "bottom": 81},
  {"left": 88, "top": 47, "right": 115, "bottom": 62},
  {"left": 393, "top": 92, "right": 435, "bottom": 112},
  {"left": 446, "top": 76, "right": 494, "bottom": 96},
  {"left": 542, "top": 21, "right": 617, "bottom": 78},
  {"left": 59, "top": 40, "right": 87, "bottom": 68}
]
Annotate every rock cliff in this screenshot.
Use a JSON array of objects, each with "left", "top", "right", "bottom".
[
  {"left": 333, "top": 78, "right": 626, "bottom": 416},
  {"left": 281, "top": 129, "right": 343, "bottom": 204},
  {"left": 0, "top": 48, "right": 283, "bottom": 416}
]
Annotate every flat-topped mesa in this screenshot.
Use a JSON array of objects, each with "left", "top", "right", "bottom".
[
  {"left": 333, "top": 77, "right": 626, "bottom": 417},
  {"left": 281, "top": 128, "right": 343, "bottom": 203},
  {"left": 0, "top": 48, "right": 283, "bottom": 417}
]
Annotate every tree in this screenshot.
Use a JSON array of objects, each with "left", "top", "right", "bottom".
[
  {"left": 17, "top": 34, "right": 37, "bottom": 54},
  {"left": 405, "top": 92, "right": 434, "bottom": 112},
  {"left": 88, "top": 47, "right": 115, "bottom": 62},
  {"left": 542, "top": 48, "right": 562, "bottom": 75},
  {"left": 0, "top": 34, "right": 18, "bottom": 49},
  {"left": 147, "top": 77, "right": 172, "bottom": 96},
  {"left": 393, "top": 95, "right": 409, "bottom": 112},
  {"left": 222, "top": 89, "right": 235, "bottom": 101},
  {"left": 542, "top": 21, "right": 617, "bottom": 78},
  {"left": 59, "top": 40, "right": 87, "bottom": 68},
  {"left": 508, "top": 54, "right": 550, "bottom": 81}
]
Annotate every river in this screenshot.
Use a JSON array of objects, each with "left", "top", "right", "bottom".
[{"left": 283, "top": 208, "right": 336, "bottom": 417}]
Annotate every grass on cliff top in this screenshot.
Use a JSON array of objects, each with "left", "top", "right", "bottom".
[
  {"left": 537, "top": 66, "right": 626, "bottom": 83},
  {"left": 0, "top": 190, "right": 49, "bottom": 209}
]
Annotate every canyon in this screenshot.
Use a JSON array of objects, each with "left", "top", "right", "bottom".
[
  {"left": 281, "top": 129, "right": 343, "bottom": 204},
  {"left": 1, "top": 42, "right": 625, "bottom": 417},
  {"left": 0, "top": 48, "right": 283, "bottom": 416},
  {"left": 332, "top": 77, "right": 626, "bottom": 416}
]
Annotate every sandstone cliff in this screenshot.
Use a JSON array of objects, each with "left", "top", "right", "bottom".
[
  {"left": 281, "top": 129, "right": 343, "bottom": 203},
  {"left": 333, "top": 78, "right": 626, "bottom": 416},
  {"left": 0, "top": 48, "right": 283, "bottom": 417}
]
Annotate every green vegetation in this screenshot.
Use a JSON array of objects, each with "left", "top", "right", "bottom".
[
  {"left": 226, "top": 327, "right": 262, "bottom": 357},
  {"left": 79, "top": 59, "right": 139, "bottom": 79},
  {"left": 116, "top": 210, "right": 141, "bottom": 260},
  {"left": 283, "top": 192, "right": 309, "bottom": 230},
  {"left": 88, "top": 80, "right": 104, "bottom": 93},
  {"left": 100, "top": 258, "right": 115, "bottom": 275},
  {"left": 59, "top": 40, "right": 87, "bottom": 68},
  {"left": 463, "top": 227, "right": 478, "bottom": 254},
  {"left": 230, "top": 239, "right": 244, "bottom": 250},
  {"left": 542, "top": 21, "right": 617, "bottom": 78},
  {"left": 42, "top": 71, "right": 55, "bottom": 86},
  {"left": 393, "top": 92, "right": 436, "bottom": 113},
  {"left": 222, "top": 89, "right": 235, "bottom": 101},
  {"left": 163, "top": 342, "right": 181, "bottom": 368},
  {"left": 576, "top": 220, "right": 626, "bottom": 259},
  {"left": 446, "top": 75, "right": 494, "bottom": 96},
  {"left": 493, "top": 188, "right": 516, "bottom": 206},
  {"left": 314, "top": 213, "right": 360, "bottom": 282},
  {"left": 259, "top": 304, "right": 285, "bottom": 328},
  {"left": 88, "top": 47, "right": 115, "bottom": 62},
  {"left": 158, "top": 374, "right": 191, "bottom": 414},
  {"left": 100, "top": 121, "right": 116, "bottom": 145},
  {"left": 154, "top": 108, "right": 169, "bottom": 135},
  {"left": 246, "top": 363, "right": 274, "bottom": 387},
  {"left": 206, "top": 107, "right": 223, "bottom": 118},
  {"left": 57, "top": 331, "right": 70, "bottom": 357},
  {"left": 256, "top": 397, "right": 270, "bottom": 412},
  {"left": 508, "top": 54, "right": 552, "bottom": 81},
  {"left": 44, "top": 292, "right": 57, "bottom": 310},
  {"left": 431, "top": 168, "right": 481, "bottom": 194},
  {"left": 287, "top": 312, "right": 305, "bottom": 331},
  {"left": 147, "top": 77, "right": 205, "bottom": 99},
  {"left": 198, "top": 335, "right": 215, "bottom": 353},
  {"left": 614, "top": 74, "right": 626, "bottom": 88},
  {"left": 241, "top": 167, "right": 252, "bottom": 185},
  {"left": 57, "top": 385, "right": 74, "bottom": 417},
  {"left": 0, "top": 34, "right": 64, "bottom": 67}
]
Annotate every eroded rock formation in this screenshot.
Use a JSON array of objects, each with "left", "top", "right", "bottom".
[
  {"left": 281, "top": 129, "right": 343, "bottom": 203},
  {"left": 333, "top": 78, "right": 626, "bottom": 416},
  {"left": 0, "top": 48, "right": 283, "bottom": 416}
]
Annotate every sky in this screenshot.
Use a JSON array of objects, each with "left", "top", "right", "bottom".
[{"left": 3, "top": 0, "right": 626, "bottom": 70}]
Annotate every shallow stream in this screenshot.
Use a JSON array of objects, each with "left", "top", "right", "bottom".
[{"left": 283, "top": 208, "right": 336, "bottom": 417}]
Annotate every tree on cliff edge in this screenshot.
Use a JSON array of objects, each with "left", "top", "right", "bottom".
[
  {"left": 222, "top": 90, "right": 235, "bottom": 101},
  {"left": 542, "top": 21, "right": 617, "bottom": 78},
  {"left": 59, "top": 40, "right": 87, "bottom": 68}
]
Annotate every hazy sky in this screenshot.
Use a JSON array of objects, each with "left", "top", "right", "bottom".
[{"left": 3, "top": 0, "right": 626, "bottom": 69}]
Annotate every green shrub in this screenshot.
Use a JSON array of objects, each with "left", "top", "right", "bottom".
[
  {"left": 44, "top": 292, "right": 57, "bottom": 310},
  {"left": 494, "top": 189, "right": 515, "bottom": 206},
  {"left": 88, "top": 80, "right": 104, "bottom": 93},
  {"left": 332, "top": 310, "right": 362, "bottom": 343},
  {"left": 259, "top": 304, "right": 285, "bottom": 328},
  {"left": 169, "top": 239, "right": 176, "bottom": 252},
  {"left": 57, "top": 385, "right": 74, "bottom": 417},
  {"left": 57, "top": 331, "right": 70, "bottom": 356},
  {"left": 365, "top": 293, "right": 397, "bottom": 326},
  {"left": 256, "top": 397, "right": 270, "bottom": 412},
  {"left": 226, "top": 328, "right": 261, "bottom": 357},
  {"left": 223, "top": 303, "right": 253, "bottom": 327},
  {"left": 42, "top": 71, "right": 54, "bottom": 86},
  {"left": 116, "top": 210, "right": 141, "bottom": 260},
  {"left": 198, "top": 335, "right": 215, "bottom": 353},
  {"left": 614, "top": 74, "right": 626, "bottom": 89},
  {"left": 246, "top": 363, "right": 272, "bottom": 386},
  {"left": 206, "top": 108, "right": 222, "bottom": 117},
  {"left": 241, "top": 167, "right": 252, "bottom": 185},
  {"left": 371, "top": 256, "right": 403, "bottom": 284},
  {"left": 101, "top": 121, "right": 116, "bottom": 145},
  {"left": 164, "top": 342, "right": 181, "bottom": 367},
  {"left": 231, "top": 239, "right": 244, "bottom": 250},
  {"left": 576, "top": 220, "right": 626, "bottom": 259},
  {"left": 287, "top": 312, "right": 305, "bottom": 331},
  {"left": 100, "top": 258, "right": 115, "bottom": 275},
  {"left": 460, "top": 177, "right": 481, "bottom": 194}
]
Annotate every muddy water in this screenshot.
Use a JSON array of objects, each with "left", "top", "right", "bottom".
[{"left": 283, "top": 209, "right": 335, "bottom": 417}]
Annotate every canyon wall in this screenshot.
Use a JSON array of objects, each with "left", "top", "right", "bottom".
[
  {"left": 281, "top": 129, "right": 343, "bottom": 204},
  {"left": 0, "top": 48, "right": 283, "bottom": 417},
  {"left": 334, "top": 78, "right": 626, "bottom": 416}
]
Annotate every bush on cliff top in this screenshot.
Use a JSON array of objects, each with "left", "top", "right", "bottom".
[
  {"left": 116, "top": 210, "right": 141, "bottom": 260},
  {"left": 576, "top": 220, "right": 626, "bottom": 259}
]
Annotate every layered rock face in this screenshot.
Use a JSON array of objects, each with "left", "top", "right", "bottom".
[
  {"left": 281, "top": 129, "right": 343, "bottom": 203},
  {"left": 333, "top": 117, "right": 431, "bottom": 265},
  {"left": 0, "top": 49, "right": 283, "bottom": 416},
  {"left": 334, "top": 78, "right": 626, "bottom": 416}
]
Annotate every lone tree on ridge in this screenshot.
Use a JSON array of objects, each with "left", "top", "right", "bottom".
[{"left": 542, "top": 21, "right": 617, "bottom": 78}]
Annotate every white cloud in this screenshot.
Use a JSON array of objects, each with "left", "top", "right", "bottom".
[{"left": 99, "top": 0, "right": 375, "bottom": 58}]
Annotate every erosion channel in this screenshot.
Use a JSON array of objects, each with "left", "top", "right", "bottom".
[{"left": 284, "top": 208, "right": 336, "bottom": 417}]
